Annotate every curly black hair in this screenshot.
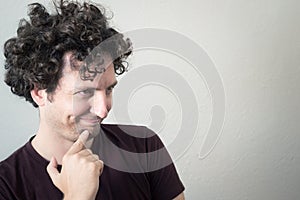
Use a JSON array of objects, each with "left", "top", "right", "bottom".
[{"left": 3, "top": 0, "right": 132, "bottom": 107}]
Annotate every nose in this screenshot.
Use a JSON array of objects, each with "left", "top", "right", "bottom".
[{"left": 91, "top": 91, "right": 109, "bottom": 119}]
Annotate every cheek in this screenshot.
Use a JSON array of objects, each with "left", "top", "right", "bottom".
[
  {"left": 72, "top": 100, "right": 91, "bottom": 116},
  {"left": 71, "top": 95, "right": 91, "bottom": 115}
]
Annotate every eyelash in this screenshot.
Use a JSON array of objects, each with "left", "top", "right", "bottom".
[
  {"left": 106, "top": 87, "right": 114, "bottom": 95},
  {"left": 75, "top": 87, "right": 114, "bottom": 97},
  {"left": 76, "top": 89, "right": 94, "bottom": 97}
]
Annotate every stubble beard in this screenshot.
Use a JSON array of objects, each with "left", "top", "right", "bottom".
[
  {"left": 72, "top": 116, "right": 102, "bottom": 140},
  {"left": 49, "top": 114, "right": 101, "bottom": 143}
]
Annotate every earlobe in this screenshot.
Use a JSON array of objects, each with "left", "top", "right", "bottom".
[{"left": 30, "top": 88, "right": 47, "bottom": 106}]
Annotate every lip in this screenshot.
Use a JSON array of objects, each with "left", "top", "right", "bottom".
[{"left": 80, "top": 118, "right": 101, "bottom": 125}]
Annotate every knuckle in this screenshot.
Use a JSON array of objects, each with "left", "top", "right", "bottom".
[
  {"left": 97, "top": 160, "right": 104, "bottom": 170},
  {"left": 98, "top": 160, "right": 104, "bottom": 174},
  {"left": 87, "top": 162, "right": 98, "bottom": 171},
  {"left": 72, "top": 153, "right": 82, "bottom": 162},
  {"left": 76, "top": 141, "right": 84, "bottom": 149},
  {"left": 93, "top": 154, "right": 99, "bottom": 160},
  {"left": 99, "top": 160, "right": 104, "bottom": 166},
  {"left": 83, "top": 149, "right": 92, "bottom": 155}
]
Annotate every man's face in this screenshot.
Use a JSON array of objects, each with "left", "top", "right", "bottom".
[{"left": 42, "top": 52, "right": 117, "bottom": 141}]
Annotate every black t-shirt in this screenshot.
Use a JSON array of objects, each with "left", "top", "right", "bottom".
[{"left": 0, "top": 124, "right": 184, "bottom": 200}]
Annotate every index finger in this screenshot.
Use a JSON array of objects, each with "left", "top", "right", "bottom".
[{"left": 66, "top": 130, "right": 90, "bottom": 155}]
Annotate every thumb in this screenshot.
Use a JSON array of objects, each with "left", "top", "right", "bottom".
[
  {"left": 66, "top": 130, "right": 90, "bottom": 155},
  {"left": 77, "top": 130, "right": 90, "bottom": 146},
  {"left": 47, "top": 156, "right": 60, "bottom": 186}
]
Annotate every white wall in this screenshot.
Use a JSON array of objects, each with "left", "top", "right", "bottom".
[{"left": 0, "top": 0, "right": 299, "bottom": 199}]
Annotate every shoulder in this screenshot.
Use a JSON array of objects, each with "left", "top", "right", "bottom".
[
  {"left": 98, "top": 124, "right": 173, "bottom": 172},
  {"left": 0, "top": 138, "right": 36, "bottom": 181},
  {"left": 98, "top": 124, "right": 185, "bottom": 198},
  {"left": 101, "top": 124, "right": 154, "bottom": 137},
  {"left": 0, "top": 142, "right": 31, "bottom": 181},
  {"left": 0, "top": 143, "right": 28, "bottom": 172},
  {"left": 0, "top": 143, "right": 28, "bottom": 198},
  {"left": 100, "top": 124, "right": 165, "bottom": 151}
]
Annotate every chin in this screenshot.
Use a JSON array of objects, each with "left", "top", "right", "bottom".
[
  {"left": 87, "top": 125, "right": 101, "bottom": 138},
  {"left": 75, "top": 124, "right": 100, "bottom": 137}
]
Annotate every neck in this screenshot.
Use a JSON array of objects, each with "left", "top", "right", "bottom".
[{"left": 31, "top": 125, "right": 72, "bottom": 165}]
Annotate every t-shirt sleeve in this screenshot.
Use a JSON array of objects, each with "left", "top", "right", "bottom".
[
  {"left": 0, "top": 191, "right": 7, "bottom": 200},
  {"left": 0, "top": 189, "right": 10, "bottom": 200},
  {"left": 0, "top": 174, "right": 14, "bottom": 200},
  {"left": 147, "top": 163, "right": 185, "bottom": 200},
  {"left": 144, "top": 127, "right": 185, "bottom": 200}
]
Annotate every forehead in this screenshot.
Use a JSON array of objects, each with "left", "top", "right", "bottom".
[{"left": 60, "top": 52, "right": 116, "bottom": 89}]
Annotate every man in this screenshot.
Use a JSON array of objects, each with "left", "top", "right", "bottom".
[{"left": 0, "top": 0, "right": 185, "bottom": 200}]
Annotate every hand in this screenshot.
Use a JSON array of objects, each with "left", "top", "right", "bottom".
[{"left": 47, "top": 131, "right": 104, "bottom": 200}]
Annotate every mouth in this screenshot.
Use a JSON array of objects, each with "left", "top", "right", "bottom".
[{"left": 80, "top": 118, "right": 101, "bottom": 126}]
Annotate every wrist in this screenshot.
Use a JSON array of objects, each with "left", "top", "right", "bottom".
[{"left": 63, "top": 194, "right": 95, "bottom": 200}]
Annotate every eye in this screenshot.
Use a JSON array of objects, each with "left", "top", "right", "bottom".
[
  {"left": 74, "top": 89, "right": 94, "bottom": 97},
  {"left": 106, "top": 86, "right": 114, "bottom": 95}
]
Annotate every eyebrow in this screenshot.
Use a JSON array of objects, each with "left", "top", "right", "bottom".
[{"left": 73, "top": 80, "right": 118, "bottom": 92}]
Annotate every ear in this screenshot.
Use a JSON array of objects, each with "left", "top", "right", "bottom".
[{"left": 30, "top": 87, "right": 47, "bottom": 107}]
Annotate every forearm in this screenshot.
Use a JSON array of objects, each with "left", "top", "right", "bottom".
[{"left": 173, "top": 192, "right": 185, "bottom": 200}]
